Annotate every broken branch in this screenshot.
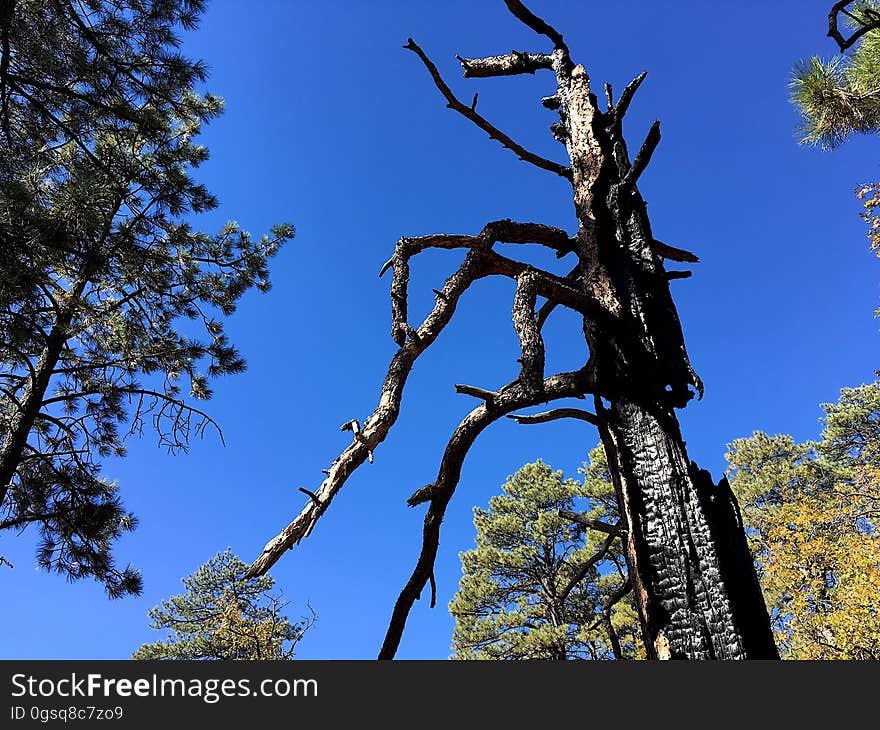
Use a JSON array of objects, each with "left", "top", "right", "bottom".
[
  {"left": 621, "top": 120, "right": 661, "bottom": 189},
  {"left": 652, "top": 239, "right": 699, "bottom": 264},
  {"left": 455, "top": 384, "right": 498, "bottom": 402},
  {"left": 614, "top": 71, "right": 647, "bottom": 122},
  {"left": 458, "top": 50, "right": 554, "bottom": 78},
  {"left": 559, "top": 509, "right": 623, "bottom": 536}
]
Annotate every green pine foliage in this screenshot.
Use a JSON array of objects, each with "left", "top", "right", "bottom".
[
  {"left": 133, "top": 549, "right": 314, "bottom": 660},
  {"left": 792, "top": 2, "right": 880, "bottom": 148},
  {"left": 726, "top": 382, "right": 880, "bottom": 659},
  {"left": 449, "top": 454, "right": 642, "bottom": 660},
  {"left": 0, "top": 0, "right": 293, "bottom": 597}
]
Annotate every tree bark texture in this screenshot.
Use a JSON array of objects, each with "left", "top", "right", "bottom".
[{"left": 531, "top": 5, "right": 776, "bottom": 658}]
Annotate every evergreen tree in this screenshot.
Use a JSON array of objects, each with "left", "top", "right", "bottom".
[
  {"left": 793, "top": 3, "right": 880, "bottom": 315},
  {"left": 726, "top": 382, "right": 880, "bottom": 659},
  {"left": 0, "top": 0, "right": 293, "bottom": 597},
  {"left": 133, "top": 549, "right": 314, "bottom": 660},
  {"left": 450, "top": 456, "right": 641, "bottom": 660},
  {"left": 792, "top": 2, "right": 880, "bottom": 149},
  {"left": 0, "top": 0, "right": 216, "bottom": 313}
]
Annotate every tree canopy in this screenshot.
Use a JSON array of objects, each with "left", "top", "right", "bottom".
[
  {"left": 450, "top": 456, "right": 641, "bottom": 660},
  {"left": 792, "top": 1, "right": 880, "bottom": 149},
  {"left": 0, "top": 0, "right": 292, "bottom": 597},
  {"left": 726, "top": 382, "right": 880, "bottom": 659},
  {"left": 133, "top": 549, "right": 314, "bottom": 660}
]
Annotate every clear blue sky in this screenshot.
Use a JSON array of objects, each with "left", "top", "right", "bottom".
[{"left": 2, "top": 0, "right": 878, "bottom": 660}]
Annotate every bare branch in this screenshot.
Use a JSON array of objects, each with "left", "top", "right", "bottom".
[
  {"left": 614, "top": 71, "right": 648, "bottom": 121},
  {"left": 536, "top": 263, "right": 581, "bottom": 329},
  {"left": 558, "top": 524, "right": 621, "bottom": 603},
  {"left": 620, "top": 120, "right": 661, "bottom": 190},
  {"left": 652, "top": 239, "right": 699, "bottom": 264},
  {"left": 404, "top": 38, "right": 571, "bottom": 180},
  {"left": 458, "top": 51, "right": 554, "bottom": 78},
  {"left": 503, "top": 0, "right": 568, "bottom": 52},
  {"left": 507, "top": 407, "right": 600, "bottom": 426},
  {"left": 454, "top": 384, "right": 498, "bottom": 402},
  {"left": 379, "top": 364, "right": 597, "bottom": 659},
  {"left": 665, "top": 270, "right": 692, "bottom": 281},
  {"left": 481, "top": 249, "right": 598, "bottom": 317},
  {"left": 407, "top": 219, "right": 574, "bottom": 257},
  {"left": 245, "top": 250, "right": 491, "bottom": 578},
  {"left": 559, "top": 509, "right": 622, "bottom": 536},
  {"left": 512, "top": 269, "right": 545, "bottom": 395}
]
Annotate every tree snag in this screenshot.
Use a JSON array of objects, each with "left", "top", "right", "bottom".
[{"left": 247, "top": 0, "right": 778, "bottom": 660}]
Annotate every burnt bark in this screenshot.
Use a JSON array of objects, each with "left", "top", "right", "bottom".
[{"left": 517, "top": 0, "right": 776, "bottom": 657}]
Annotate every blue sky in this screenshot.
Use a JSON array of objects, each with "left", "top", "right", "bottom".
[{"left": 2, "top": 0, "right": 878, "bottom": 660}]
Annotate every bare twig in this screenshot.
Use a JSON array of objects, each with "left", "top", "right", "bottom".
[
  {"left": 455, "top": 384, "right": 498, "bottom": 402},
  {"left": 298, "top": 487, "right": 321, "bottom": 506}
]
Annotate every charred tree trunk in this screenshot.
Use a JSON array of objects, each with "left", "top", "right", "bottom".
[
  {"left": 247, "top": 0, "right": 778, "bottom": 660},
  {"left": 537, "top": 6, "right": 776, "bottom": 659}
]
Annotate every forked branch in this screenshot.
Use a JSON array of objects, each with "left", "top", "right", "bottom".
[
  {"left": 247, "top": 223, "right": 598, "bottom": 579},
  {"left": 379, "top": 364, "right": 597, "bottom": 659}
]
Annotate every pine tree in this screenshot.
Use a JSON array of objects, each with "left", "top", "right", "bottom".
[
  {"left": 793, "top": 3, "right": 880, "bottom": 315},
  {"left": 726, "top": 382, "right": 880, "bottom": 659},
  {"left": 792, "top": 2, "right": 880, "bottom": 148},
  {"left": 133, "top": 549, "right": 314, "bottom": 660},
  {"left": 0, "top": 0, "right": 293, "bottom": 597},
  {"left": 450, "top": 455, "right": 641, "bottom": 660}
]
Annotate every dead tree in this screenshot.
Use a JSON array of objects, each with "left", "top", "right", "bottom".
[{"left": 247, "top": 0, "right": 778, "bottom": 660}]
